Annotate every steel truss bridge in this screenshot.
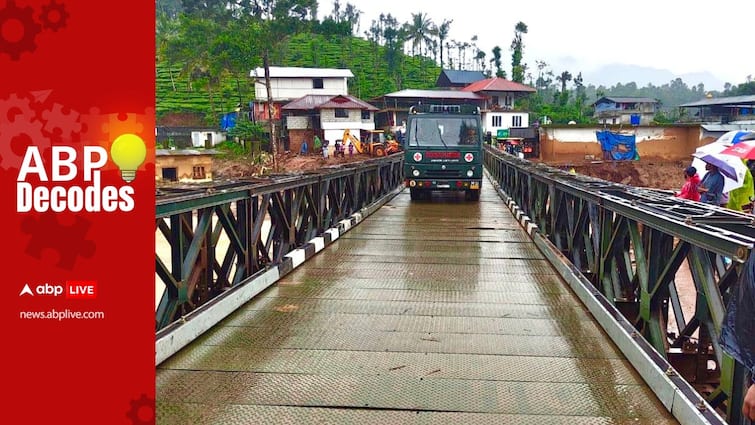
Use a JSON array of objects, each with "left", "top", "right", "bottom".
[{"left": 155, "top": 146, "right": 754, "bottom": 424}]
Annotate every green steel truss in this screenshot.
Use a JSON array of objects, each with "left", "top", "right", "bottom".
[{"left": 484, "top": 146, "right": 754, "bottom": 423}]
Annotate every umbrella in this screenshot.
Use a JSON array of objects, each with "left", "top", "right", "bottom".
[
  {"left": 715, "top": 130, "right": 755, "bottom": 145},
  {"left": 720, "top": 139, "right": 755, "bottom": 160},
  {"left": 691, "top": 150, "right": 747, "bottom": 192}
]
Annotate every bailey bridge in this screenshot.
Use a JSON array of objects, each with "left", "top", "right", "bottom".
[{"left": 155, "top": 146, "right": 754, "bottom": 424}]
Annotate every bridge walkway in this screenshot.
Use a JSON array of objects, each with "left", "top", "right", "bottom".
[{"left": 156, "top": 176, "right": 678, "bottom": 424}]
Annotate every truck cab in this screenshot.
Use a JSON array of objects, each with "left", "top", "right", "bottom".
[{"left": 404, "top": 104, "right": 484, "bottom": 201}]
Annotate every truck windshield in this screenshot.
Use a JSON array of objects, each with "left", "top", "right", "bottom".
[{"left": 408, "top": 117, "right": 480, "bottom": 148}]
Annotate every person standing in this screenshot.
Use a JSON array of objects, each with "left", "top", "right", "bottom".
[
  {"left": 675, "top": 166, "right": 701, "bottom": 201},
  {"left": 698, "top": 162, "right": 725, "bottom": 205},
  {"left": 727, "top": 159, "right": 754, "bottom": 212}
]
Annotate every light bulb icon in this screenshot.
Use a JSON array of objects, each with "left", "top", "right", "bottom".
[{"left": 110, "top": 133, "right": 147, "bottom": 183}]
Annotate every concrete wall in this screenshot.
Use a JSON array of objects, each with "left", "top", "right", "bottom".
[
  {"left": 539, "top": 125, "right": 707, "bottom": 162},
  {"left": 482, "top": 111, "right": 530, "bottom": 136},
  {"left": 287, "top": 129, "right": 316, "bottom": 154},
  {"left": 190, "top": 131, "right": 226, "bottom": 148},
  {"left": 255, "top": 77, "right": 348, "bottom": 100},
  {"left": 286, "top": 115, "right": 309, "bottom": 130},
  {"left": 155, "top": 154, "right": 214, "bottom": 183}
]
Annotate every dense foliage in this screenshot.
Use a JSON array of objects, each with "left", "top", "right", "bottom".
[{"left": 157, "top": 0, "right": 755, "bottom": 126}]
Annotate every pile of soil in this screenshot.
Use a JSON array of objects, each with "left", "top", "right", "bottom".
[
  {"left": 213, "top": 152, "right": 372, "bottom": 179},
  {"left": 214, "top": 153, "right": 687, "bottom": 192},
  {"left": 538, "top": 157, "right": 688, "bottom": 191}
]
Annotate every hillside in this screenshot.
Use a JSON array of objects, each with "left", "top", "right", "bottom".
[{"left": 156, "top": 33, "right": 440, "bottom": 125}]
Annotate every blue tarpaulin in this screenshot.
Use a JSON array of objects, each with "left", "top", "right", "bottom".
[
  {"left": 596, "top": 130, "right": 638, "bottom": 160},
  {"left": 220, "top": 112, "right": 237, "bottom": 131}
]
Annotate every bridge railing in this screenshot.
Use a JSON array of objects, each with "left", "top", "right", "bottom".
[
  {"left": 484, "top": 145, "right": 754, "bottom": 424},
  {"left": 155, "top": 154, "right": 404, "bottom": 332}
]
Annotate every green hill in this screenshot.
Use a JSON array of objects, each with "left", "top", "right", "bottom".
[{"left": 156, "top": 33, "right": 440, "bottom": 125}]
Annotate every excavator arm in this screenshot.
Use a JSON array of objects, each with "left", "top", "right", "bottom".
[{"left": 343, "top": 129, "right": 366, "bottom": 154}]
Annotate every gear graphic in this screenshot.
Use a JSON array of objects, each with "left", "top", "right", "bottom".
[
  {"left": 0, "top": 0, "right": 42, "bottom": 60},
  {"left": 0, "top": 93, "right": 46, "bottom": 171},
  {"left": 0, "top": 92, "right": 37, "bottom": 123},
  {"left": 39, "top": 0, "right": 68, "bottom": 31},
  {"left": 126, "top": 394, "right": 154, "bottom": 425}
]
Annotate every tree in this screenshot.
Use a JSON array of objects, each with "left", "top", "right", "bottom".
[
  {"left": 491, "top": 46, "right": 504, "bottom": 78},
  {"left": 556, "top": 70, "right": 572, "bottom": 93},
  {"left": 246, "top": 0, "right": 318, "bottom": 171},
  {"left": 510, "top": 21, "right": 527, "bottom": 83},
  {"left": 435, "top": 19, "right": 452, "bottom": 68},
  {"left": 406, "top": 12, "right": 434, "bottom": 57},
  {"left": 381, "top": 14, "right": 406, "bottom": 89}
]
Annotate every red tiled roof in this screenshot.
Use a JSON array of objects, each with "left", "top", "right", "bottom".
[{"left": 461, "top": 78, "right": 536, "bottom": 93}]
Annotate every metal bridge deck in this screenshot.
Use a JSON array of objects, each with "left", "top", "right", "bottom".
[{"left": 156, "top": 178, "right": 678, "bottom": 424}]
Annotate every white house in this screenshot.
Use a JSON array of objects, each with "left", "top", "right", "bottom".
[
  {"left": 460, "top": 77, "right": 536, "bottom": 137},
  {"left": 250, "top": 66, "right": 354, "bottom": 122}
]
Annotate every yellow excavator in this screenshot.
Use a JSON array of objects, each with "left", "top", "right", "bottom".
[{"left": 342, "top": 129, "right": 387, "bottom": 157}]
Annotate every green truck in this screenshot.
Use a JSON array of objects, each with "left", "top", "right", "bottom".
[{"left": 404, "top": 104, "right": 484, "bottom": 201}]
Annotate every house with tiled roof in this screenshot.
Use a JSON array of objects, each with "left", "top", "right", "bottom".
[
  {"left": 461, "top": 77, "right": 536, "bottom": 138},
  {"left": 281, "top": 94, "right": 378, "bottom": 153}
]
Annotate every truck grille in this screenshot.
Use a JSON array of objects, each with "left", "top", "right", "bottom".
[{"left": 425, "top": 170, "right": 462, "bottom": 178}]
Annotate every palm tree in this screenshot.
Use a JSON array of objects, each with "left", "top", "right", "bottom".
[
  {"left": 406, "top": 12, "right": 434, "bottom": 57},
  {"left": 436, "top": 19, "right": 452, "bottom": 68},
  {"left": 556, "top": 70, "right": 572, "bottom": 93}
]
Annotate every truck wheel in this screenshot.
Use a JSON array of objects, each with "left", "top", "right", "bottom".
[{"left": 374, "top": 146, "right": 385, "bottom": 157}]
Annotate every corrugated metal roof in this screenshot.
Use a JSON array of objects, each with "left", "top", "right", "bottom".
[
  {"left": 595, "top": 96, "right": 658, "bottom": 104},
  {"left": 282, "top": 94, "right": 377, "bottom": 111},
  {"left": 680, "top": 95, "right": 755, "bottom": 107},
  {"left": 461, "top": 77, "right": 536, "bottom": 93},
  {"left": 701, "top": 124, "right": 755, "bottom": 132},
  {"left": 156, "top": 149, "right": 219, "bottom": 156},
  {"left": 250, "top": 66, "right": 354, "bottom": 78},
  {"left": 383, "top": 89, "right": 484, "bottom": 100},
  {"left": 438, "top": 69, "right": 486, "bottom": 84}
]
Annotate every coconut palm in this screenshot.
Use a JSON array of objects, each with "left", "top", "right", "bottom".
[{"left": 406, "top": 12, "right": 434, "bottom": 57}]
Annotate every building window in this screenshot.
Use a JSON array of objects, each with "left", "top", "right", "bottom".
[
  {"left": 335, "top": 108, "right": 348, "bottom": 118},
  {"left": 162, "top": 168, "right": 177, "bottom": 182},
  {"left": 492, "top": 115, "right": 502, "bottom": 127},
  {"left": 491, "top": 96, "right": 499, "bottom": 106},
  {"left": 512, "top": 115, "right": 522, "bottom": 127},
  {"left": 193, "top": 166, "right": 206, "bottom": 180},
  {"left": 361, "top": 110, "right": 371, "bottom": 120},
  {"left": 313, "top": 78, "right": 324, "bottom": 89}
]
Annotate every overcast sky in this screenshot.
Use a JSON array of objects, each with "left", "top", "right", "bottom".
[{"left": 328, "top": 0, "right": 753, "bottom": 88}]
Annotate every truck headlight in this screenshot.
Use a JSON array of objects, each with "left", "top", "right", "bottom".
[
  {"left": 412, "top": 169, "right": 420, "bottom": 177},
  {"left": 467, "top": 170, "right": 474, "bottom": 177}
]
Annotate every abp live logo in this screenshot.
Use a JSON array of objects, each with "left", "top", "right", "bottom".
[{"left": 19, "top": 281, "right": 98, "bottom": 299}]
